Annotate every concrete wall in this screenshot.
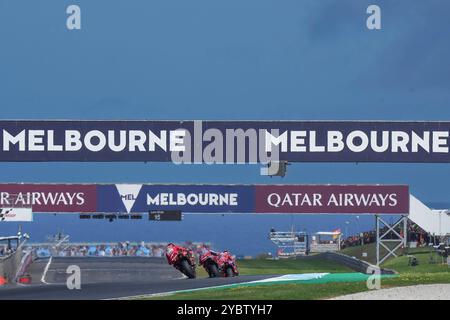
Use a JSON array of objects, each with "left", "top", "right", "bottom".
[
  {"left": 0, "top": 244, "right": 24, "bottom": 283},
  {"left": 322, "top": 252, "right": 397, "bottom": 275}
]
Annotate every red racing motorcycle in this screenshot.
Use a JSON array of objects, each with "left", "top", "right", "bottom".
[
  {"left": 200, "top": 249, "right": 239, "bottom": 278},
  {"left": 218, "top": 250, "right": 239, "bottom": 277},
  {"left": 199, "top": 250, "right": 220, "bottom": 278},
  {"left": 165, "top": 243, "right": 197, "bottom": 279}
]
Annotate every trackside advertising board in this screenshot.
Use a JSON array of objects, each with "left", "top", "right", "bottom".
[
  {"left": 96, "top": 184, "right": 254, "bottom": 213},
  {"left": 0, "top": 120, "right": 449, "bottom": 163},
  {"left": 0, "top": 208, "right": 33, "bottom": 222},
  {"left": 0, "top": 184, "right": 409, "bottom": 214}
]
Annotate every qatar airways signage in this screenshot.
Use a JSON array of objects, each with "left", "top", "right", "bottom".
[
  {"left": 254, "top": 185, "right": 409, "bottom": 214},
  {"left": 0, "top": 184, "right": 97, "bottom": 212},
  {"left": 0, "top": 184, "right": 408, "bottom": 214},
  {"left": 0, "top": 120, "right": 449, "bottom": 163}
]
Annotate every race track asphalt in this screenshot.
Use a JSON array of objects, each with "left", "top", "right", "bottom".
[{"left": 0, "top": 257, "right": 272, "bottom": 300}]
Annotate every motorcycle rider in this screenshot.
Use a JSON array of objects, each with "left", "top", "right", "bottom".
[
  {"left": 200, "top": 246, "right": 233, "bottom": 263},
  {"left": 165, "top": 243, "right": 197, "bottom": 278},
  {"left": 200, "top": 245, "right": 218, "bottom": 257},
  {"left": 218, "top": 250, "right": 231, "bottom": 265},
  {"left": 165, "top": 243, "right": 183, "bottom": 265},
  {"left": 219, "top": 250, "right": 239, "bottom": 276}
]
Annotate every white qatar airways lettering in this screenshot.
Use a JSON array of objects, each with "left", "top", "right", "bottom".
[
  {"left": 267, "top": 193, "right": 323, "bottom": 208},
  {"left": 267, "top": 193, "right": 398, "bottom": 208},
  {"left": 0, "top": 192, "right": 85, "bottom": 206},
  {"left": 326, "top": 193, "right": 398, "bottom": 207}
]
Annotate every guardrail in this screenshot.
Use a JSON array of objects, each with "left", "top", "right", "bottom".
[
  {"left": 14, "top": 248, "right": 33, "bottom": 281},
  {"left": 0, "top": 242, "right": 25, "bottom": 283},
  {"left": 322, "top": 251, "right": 397, "bottom": 275}
]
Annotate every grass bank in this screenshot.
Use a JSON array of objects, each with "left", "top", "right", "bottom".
[
  {"left": 235, "top": 254, "right": 352, "bottom": 275},
  {"left": 145, "top": 251, "right": 449, "bottom": 300}
]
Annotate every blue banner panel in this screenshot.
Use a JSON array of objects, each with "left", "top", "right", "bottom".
[
  {"left": 1, "top": 120, "right": 449, "bottom": 163},
  {"left": 96, "top": 184, "right": 127, "bottom": 213},
  {"left": 96, "top": 184, "right": 255, "bottom": 213}
]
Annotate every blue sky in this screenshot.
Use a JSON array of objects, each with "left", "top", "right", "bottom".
[{"left": 0, "top": 0, "right": 449, "bottom": 202}]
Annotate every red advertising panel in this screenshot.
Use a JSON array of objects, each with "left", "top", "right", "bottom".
[
  {"left": 0, "top": 184, "right": 97, "bottom": 213},
  {"left": 0, "top": 184, "right": 410, "bottom": 214},
  {"left": 255, "top": 185, "right": 409, "bottom": 214}
]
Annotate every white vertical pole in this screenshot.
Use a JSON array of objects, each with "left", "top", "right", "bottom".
[
  {"left": 403, "top": 215, "right": 408, "bottom": 249},
  {"left": 376, "top": 214, "right": 380, "bottom": 266}
]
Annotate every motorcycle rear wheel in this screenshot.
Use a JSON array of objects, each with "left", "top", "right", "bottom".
[
  {"left": 208, "top": 264, "right": 220, "bottom": 278},
  {"left": 181, "top": 259, "right": 196, "bottom": 279}
]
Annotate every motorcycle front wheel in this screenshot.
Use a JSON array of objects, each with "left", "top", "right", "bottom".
[
  {"left": 225, "top": 266, "right": 234, "bottom": 277},
  {"left": 181, "top": 259, "right": 196, "bottom": 279},
  {"left": 208, "top": 263, "right": 220, "bottom": 278}
]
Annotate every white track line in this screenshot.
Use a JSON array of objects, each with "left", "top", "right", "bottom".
[
  {"left": 109, "top": 284, "right": 237, "bottom": 300},
  {"left": 110, "top": 280, "right": 259, "bottom": 300},
  {"left": 41, "top": 257, "right": 52, "bottom": 284},
  {"left": 110, "top": 273, "right": 330, "bottom": 300}
]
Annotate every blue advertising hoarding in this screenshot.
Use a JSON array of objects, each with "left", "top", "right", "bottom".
[
  {"left": 96, "top": 184, "right": 255, "bottom": 213},
  {"left": 0, "top": 120, "right": 449, "bottom": 163}
]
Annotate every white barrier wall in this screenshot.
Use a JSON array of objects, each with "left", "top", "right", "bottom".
[{"left": 409, "top": 195, "right": 450, "bottom": 236}]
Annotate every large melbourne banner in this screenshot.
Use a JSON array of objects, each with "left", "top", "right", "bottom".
[
  {"left": 0, "top": 120, "right": 449, "bottom": 163},
  {"left": 0, "top": 184, "right": 409, "bottom": 214}
]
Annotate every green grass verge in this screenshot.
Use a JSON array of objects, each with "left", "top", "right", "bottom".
[
  {"left": 156, "top": 282, "right": 370, "bottom": 300},
  {"left": 152, "top": 272, "right": 450, "bottom": 300},
  {"left": 340, "top": 243, "right": 378, "bottom": 264},
  {"left": 235, "top": 254, "right": 352, "bottom": 275},
  {"left": 193, "top": 254, "right": 351, "bottom": 278},
  {"left": 382, "top": 250, "right": 448, "bottom": 273},
  {"left": 339, "top": 243, "right": 436, "bottom": 265},
  {"left": 145, "top": 251, "right": 450, "bottom": 300}
]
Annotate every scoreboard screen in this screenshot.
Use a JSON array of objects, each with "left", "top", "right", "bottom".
[{"left": 149, "top": 211, "right": 182, "bottom": 221}]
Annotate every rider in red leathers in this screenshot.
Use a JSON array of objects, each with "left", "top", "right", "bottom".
[
  {"left": 165, "top": 243, "right": 196, "bottom": 278},
  {"left": 165, "top": 243, "right": 183, "bottom": 265}
]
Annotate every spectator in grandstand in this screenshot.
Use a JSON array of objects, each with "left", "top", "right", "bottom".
[
  {"left": 40, "top": 241, "right": 210, "bottom": 258},
  {"left": 340, "top": 221, "right": 430, "bottom": 249}
]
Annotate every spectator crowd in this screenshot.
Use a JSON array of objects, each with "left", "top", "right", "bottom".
[
  {"left": 340, "top": 222, "right": 433, "bottom": 249},
  {"left": 33, "top": 241, "right": 211, "bottom": 258}
]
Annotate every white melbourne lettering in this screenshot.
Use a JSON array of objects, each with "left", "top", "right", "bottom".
[{"left": 147, "top": 193, "right": 238, "bottom": 206}]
